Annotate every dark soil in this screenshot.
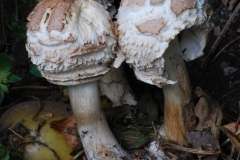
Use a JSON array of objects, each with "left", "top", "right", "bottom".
[{"left": 1, "top": 0, "right": 240, "bottom": 159}]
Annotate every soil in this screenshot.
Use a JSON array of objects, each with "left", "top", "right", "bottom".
[{"left": 1, "top": 0, "right": 240, "bottom": 159}]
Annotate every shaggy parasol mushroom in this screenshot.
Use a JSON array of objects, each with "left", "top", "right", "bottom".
[
  {"left": 26, "top": 0, "right": 129, "bottom": 159},
  {"left": 117, "top": 0, "right": 212, "bottom": 146}
]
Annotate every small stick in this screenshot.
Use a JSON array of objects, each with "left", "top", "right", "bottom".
[
  {"left": 11, "top": 86, "right": 57, "bottom": 90},
  {"left": 161, "top": 142, "right": 221, "bottom": 155},
  {"left": 73, "top": 150, "right": 85, "bottom": 160},
  {"left": 0, "top": 95, "right": 24, "bottom": 110},
  {"left": 152, "top": 121, "right": 158, "bottom": 140},
  {"left": 218, "top": 89, "right": 239, "bottom": 101},
  {"left": 201, "top": 2, "right": 240, "bottom": 68},
  {"left": 235, "top": 102, "right": 240, "bottom": 134},
  {"left": 211, "top": 36, "right": 240, "bottom": 62},
  {"left": 31, "top": 96, "right": 43, "bottom": 120},
  {"left": 8, "top": 128, "right": 25, "bottom": 140}
]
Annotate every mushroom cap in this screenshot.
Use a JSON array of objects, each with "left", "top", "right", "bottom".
[
  {"left": 26, "top": 0, "right": 116, "bottom": 85},
  {"left": 117, "top": 0, "right": 212, "bottom": 87}
]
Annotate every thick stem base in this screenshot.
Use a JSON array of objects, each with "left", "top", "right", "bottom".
[
  {"left": 162, "top": 38, "right": 195, "bottom": 146},
  {"left": 68, "top": 81, "right": 129, "bottom": 159}
]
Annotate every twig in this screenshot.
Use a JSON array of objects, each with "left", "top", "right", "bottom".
[
  {"left": 31, "top": 96, "right": 43, "bottom": 120},
  {"left": 11, "top": 86, "right": 57, "bottom": 90},
  {"left": 229, "top": 146, "right": 236, "bottom": 159},
  {"left": 0, "top": 95, "right": 24, "bottom": 110},
  {"left": 236, "top": 102, "right": 240, "bottom": 134},
  {"left": 201, "top": 2, "right": 240, "bottom": 68},
  {"left": 218, "top": 89, "right": 239, "bottom": 101},
  {"left": 161, "top": 142, "right": 221, "bottom": 155},
  {"left": 8, "top": 128, "right": 25, "bottom": 140},
  {"left": 233, "top": 80, "right": 240, "bottom": 85},
  {"left": 211, "top": 36, "right": 240, "bottom": 62},
  {"left": 152, "top": 121, "right": 158, "bottom": 140},
  {"left": 0, "top": 0, "right": 8, "bottom": 53},
  {"left": 221, "top": 138, "right": 231, "bottom": 147},
  {"left": 73, "top": 150, "right": 85, "bottom": 160}
]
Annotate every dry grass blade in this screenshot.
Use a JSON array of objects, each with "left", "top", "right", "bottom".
[
  {"left": 161, "top": 141, "right": 221, "bottom": 155},
  {"left": 211, "top": 36, "right": 240, "bottom": 62},
  {"left": 217, "top": 125, "right": 240, "bottom": 152},
  {"left": 201, "top": 2, "right": 240, "bottom": 68}
]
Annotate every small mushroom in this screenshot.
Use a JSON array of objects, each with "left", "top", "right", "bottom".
[
  {"left": 117, "top": 0, "right": 212, "bottom": 146},
  {"left": 26, "top": 0, "right": 129, "bottom": 159}
]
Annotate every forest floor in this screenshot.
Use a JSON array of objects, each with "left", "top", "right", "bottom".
[{"left": 1, "top": 0, "right": 240, "bottom": 159}]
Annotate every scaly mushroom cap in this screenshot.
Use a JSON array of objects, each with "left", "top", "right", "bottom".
[
  {"left": 26, "top": 0, "right": 116, "bottom": 85},
  {"left": 117, "top": 0, "right": 212, "bottom": 87}
]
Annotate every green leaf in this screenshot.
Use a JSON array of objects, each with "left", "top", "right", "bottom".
[
  {"left": 0, "top": 142, "right": 10, "bottom": 160},
  {"left": 0, "top": 72, "right": 10, "bottom": 83},
  {"left": 0, "top": 84, "right": 9, "bottom": 93},
  {"left": 0, "top": 72, "right": 10, "bottom": 79},
  {"left": 7, "top": 74, "right": 22, "bottom": 83},
  {"left": 11, "top": 20, "right": 27, "bottom": 41},
  {"left": 0, "top": 53, "right": 11, "bottom": 73},
  {"left": 29, "top": 64, "right": 42, "bottom": 78}
]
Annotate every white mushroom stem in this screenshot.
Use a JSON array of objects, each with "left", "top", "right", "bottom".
[
  {"left": 68, "top": 81, "right": 129, "bottom": 159},
  {"left": 162, "top": 37, "right": 192, "bottom": 146}
]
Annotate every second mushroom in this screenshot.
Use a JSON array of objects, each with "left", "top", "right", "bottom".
[{"left": 117, "top": 0, "right": 212, "bottom": 146}]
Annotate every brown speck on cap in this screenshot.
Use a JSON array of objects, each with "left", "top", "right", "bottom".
[
  {"left": 127, "top": 0, "right": 145, "bottom": 6},
  {"left": 26, "top": 43, "right": 37, "bottom": 54},
  {"left": 47, "top": 0, "right": 75, "bottom": 32},
  {"left": 171, "top": 0, "right": 196, "bottom": 16},
  {"left": 67, "top": 42, "right": 107, "bottom": 57},
  {"left": 150, "top": 0, "right": 163, "bottom": 4},
  {"left": 27, "top": 0, "right": 59, "bottom": 31},
  {"left": 136, "top": 18, "right": 165, "bottom": 35},
  {"left": 26, "top": 0, "right": 74, "bottom": 32},
  {"left": 46, "top": 55, "right": 61, "bottom": 63},
  {"left": 112, "top": 21, "right": 119, "bottom": 36},
  {"left": 65, "top": 33, "right": 76, "bottom": 42}
]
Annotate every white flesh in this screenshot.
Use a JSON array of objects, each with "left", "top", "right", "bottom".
[
  {"left": 162, "top": 38, "right": 192, "bottom": 146},
  {"left": 68, "top": 81, "right": 129, "bottom": 159}
]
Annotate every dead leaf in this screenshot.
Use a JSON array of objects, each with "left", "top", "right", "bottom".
[
  {"left": 194, "top": 87, "right": 223, "bottom": 138},
  {"left": 224, "top": 122, "right": 240, "bottom": 140},
  {"left": 186, "top": 130, "right": 220, "bottom": 160},
  {"left": 50, "top": 115, "right": 82, "bottom": 151},
  {"left": 195, "top": 97, "right": 210, "bottom": 131}
]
